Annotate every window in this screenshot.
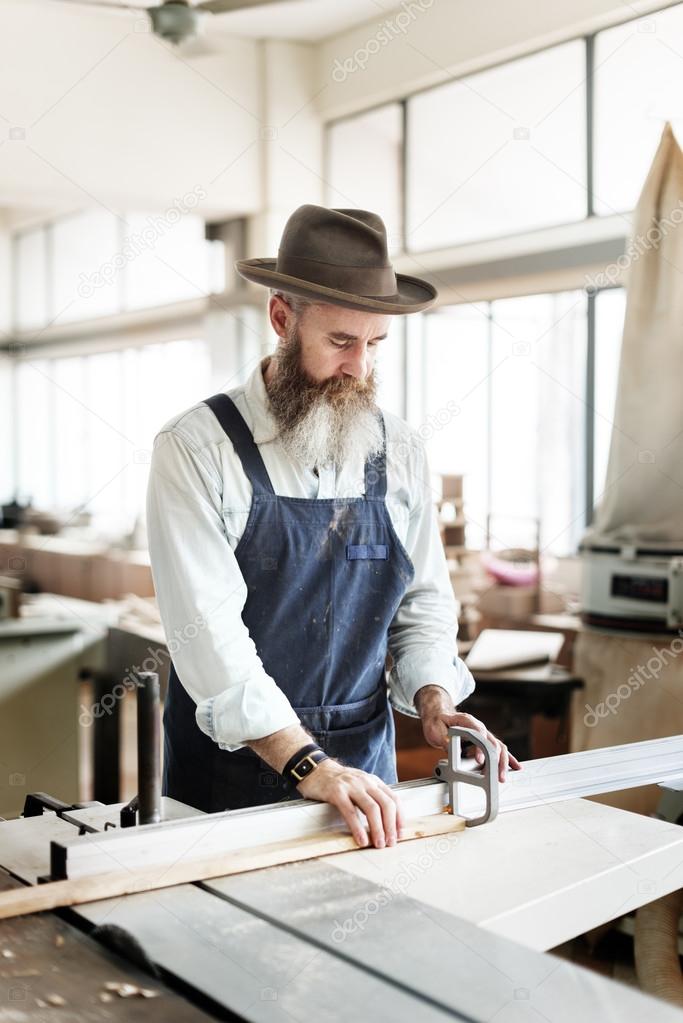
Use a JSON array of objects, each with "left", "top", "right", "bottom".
[
  {"left": 406, "top": 40, "right": 587, "bottom": 250},
  {"left": 14, "top": 228, "right": 48, "bottom": 332},
  {"left": 419, "top": 305, "right": 490, "bottom": 548},
  {"left": 52, "top": 211, "right": 120, "bottom": 324},
  {"left": 593, "top": 5, "right": 683, "bottom": 215},
  {"left": 417, "top": 290, "right": 605, "bottom": 556},
  {"left": 122, "top": 213, "right": 214, "bottom": 311},
  {"left": 593, "top": 288, "right": 626, "bottom": 499},
  {"left": 489, "top": 292, "right": 586, "bottom": 556},
  {"left": 328, "top": 4, "right": 683, "bottom": 251},
  {"left": 13, "top": 339, "right": 211, "bottom": 537},
  {"left": 375, "top": 320, "right": 406, "bottom": 416},
  {"left": 12, "top": 208, "right": 219, "bottom": 330},
  {"left": 326, "top": 103, "right": 404, "bottom": 253}
]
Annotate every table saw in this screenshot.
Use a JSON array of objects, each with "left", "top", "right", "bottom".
[{"left": 1, "top": 711, "right": 683, "bottom": 1021}]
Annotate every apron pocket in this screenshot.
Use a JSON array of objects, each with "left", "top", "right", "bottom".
[{"left": 295, "top": 688, "right": 394, "bottom": 777}]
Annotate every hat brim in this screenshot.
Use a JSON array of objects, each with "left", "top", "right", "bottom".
[{"left": 235, "top": 259, "right": 437, "bottom": 314}]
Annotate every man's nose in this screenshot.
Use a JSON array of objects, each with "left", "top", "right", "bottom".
[{"left": 341, "top": 345, "right": 368, "bottom": 380}]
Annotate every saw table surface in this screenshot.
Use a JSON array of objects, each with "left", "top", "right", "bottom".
[{"left": 1, "top": 795, "right": 682, "bottom": 1021}]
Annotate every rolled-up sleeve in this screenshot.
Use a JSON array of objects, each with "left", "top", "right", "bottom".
[
  {"left": 387, "top": 436, "right": 475, "bottom": 717},
  {"left": 146, "top": 428, "right": 300, "bottom": 751}
]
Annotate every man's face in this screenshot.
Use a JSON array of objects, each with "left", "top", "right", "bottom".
[
  {"left": 266, "top": 296, "right": 392, "bottom": 470},
  {"left": 291, "top": 302, "right": 391, "bottom": 384}
]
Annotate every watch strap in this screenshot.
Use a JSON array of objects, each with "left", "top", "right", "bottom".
[{"left": 281, "top": 743, "right": 329, "bottom": 786}]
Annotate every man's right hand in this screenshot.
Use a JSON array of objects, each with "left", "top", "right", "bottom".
[
  {"left": 248, "top": 723, "right": 402, "bottom": 849},
  {"left": 296, "top": 758, "right": 403, "bottom": 849}
]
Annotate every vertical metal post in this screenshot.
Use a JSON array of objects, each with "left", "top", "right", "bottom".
[
  {"left": 135, "top": 671, "right": 161, "bottom": 825},
  {"left": 91, "top": 670, "right": 120, "bottom": 805}
]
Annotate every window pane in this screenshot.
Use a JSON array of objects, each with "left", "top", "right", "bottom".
[
  {"left": 52, "top": 211, "right": 121, "bottom": 323},
  {"left": 0, "top": 358, "right": 14, "bottom": 503},
  {"left": 15, "top": 228, "right": 48, "bottom": 331},
  {"left": 12, "top": 341, "right": 211, "bottom": 539},
  {"left": 375, "top": 321, "right": 405, "bottom": 416},
  {"left": 407, "top": 40, "right": 587, "bottom": 250},
  {"left": 52, "top": 356, "right": 96, "bottom": 515},
  {"left": 327, "top": 104, "right": 403, "bottom": 253},
  {"left": 422, "top": 305, "right": 490, "bottom": 548},
  {"left": 122, "top": 213, "right": 213, "bottom": 311},
  {"left": 594, "top": 6, "right": 683, "bottom": 215},
  {"left": 83, "top": 352, "right": 127, "bottom": 535},
  {"left": 490, "top": 291, "right": 586, "bottom": 555},
  {"left": 593, "top": 288, "right": 626, "bottom": 501}
]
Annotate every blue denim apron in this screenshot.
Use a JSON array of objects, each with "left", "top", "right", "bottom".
[{"left": 163, "top": 392, "right": 415, "bottom": 812}]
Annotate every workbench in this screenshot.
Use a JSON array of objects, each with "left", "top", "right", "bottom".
[{"left": 1, "top": 793, "right": 682, "bottom": 1020}]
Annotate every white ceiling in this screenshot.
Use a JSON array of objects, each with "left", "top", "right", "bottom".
[{"left": 48, "top": 0, "right": 395, "bottom": 42}]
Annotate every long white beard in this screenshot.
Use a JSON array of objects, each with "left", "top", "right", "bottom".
[{"left": 279, "top": 400, "right": 384, "bottom": 471}]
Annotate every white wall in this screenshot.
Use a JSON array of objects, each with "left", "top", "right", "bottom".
[{"left": 0, "top": 0, "right": 263, "bottom": 219}]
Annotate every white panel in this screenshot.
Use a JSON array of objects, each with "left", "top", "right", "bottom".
[
  {"left": 422, "top": 305, "right": 490, "bottom": 548},
  {"left": 14, "top": 228, "right": 48, "bottom": 331},
  {"left": 490, "top": 291, "right": 586, "bottom": 555},
  {"left": 593, "top": 288, "right": 625, "bottom": 502},
  {"left": 52, "top": 211, "right": 120, "bottom": 324},
  {"left": 122, "top": 214, "right": 210, "bottom": 312},
  {"left": 327, "top": 104, "right": 403, "bottom": 253},
  {"left": 407, "top": 41, "right": 587, "bottom": 250},
  {"left": 594, "top": 6, "right": 683, "bottom": 215}
]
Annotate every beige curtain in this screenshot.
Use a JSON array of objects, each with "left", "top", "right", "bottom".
[{"left": 584, "top": 123, "right": 683, "bottom": 547}]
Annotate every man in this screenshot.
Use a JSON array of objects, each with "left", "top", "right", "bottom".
[{"left": 147, "top": 205, "right": 520, "bottom": 850}]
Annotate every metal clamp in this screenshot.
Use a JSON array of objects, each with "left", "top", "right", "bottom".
[{"left": 434, "top": 726, "right": 499, "bottom": 827}]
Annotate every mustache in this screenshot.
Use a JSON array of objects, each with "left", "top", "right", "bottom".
[{"left": 269, "top": 332, "right": 377, "bottom": 409}]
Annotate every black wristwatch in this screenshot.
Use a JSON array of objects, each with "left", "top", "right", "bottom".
[{"left": 282, "top": 743, "right": 329, "bottom": 787}]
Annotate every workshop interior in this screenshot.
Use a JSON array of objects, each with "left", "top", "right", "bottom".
[{"left": 1, "top": 0, "right": 683, "bottom": 1019}]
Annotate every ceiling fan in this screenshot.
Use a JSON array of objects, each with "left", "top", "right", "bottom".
[{"left": 52, "top": 0, "right": 307, "bottom": 47}]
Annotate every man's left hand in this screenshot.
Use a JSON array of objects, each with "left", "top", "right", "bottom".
[{"left": 414, "top": 684, "right": 522, "bottom": 782}]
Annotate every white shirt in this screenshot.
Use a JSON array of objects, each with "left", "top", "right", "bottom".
[{"left": 146, "top": 357, "right": 475, "bottom": 752}]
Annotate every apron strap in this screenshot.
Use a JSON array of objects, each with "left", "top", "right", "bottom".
[
  {"left": 364, "top": 412, "right": 387, "bottom": 500},
  {"left": 203, "top": 393, "right": 275, "bottom": 496}
]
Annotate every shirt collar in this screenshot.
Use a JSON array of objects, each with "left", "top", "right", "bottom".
[{"left": 241, "top": 356, "right": 281, "bottom": 445}]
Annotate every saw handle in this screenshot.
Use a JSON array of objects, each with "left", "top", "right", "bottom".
[{"left": 435, "top": 725, "right": 499, "bottom": 827}]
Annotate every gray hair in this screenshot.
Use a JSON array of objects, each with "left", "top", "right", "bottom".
[{"left": 269, "top": 289, "right": 316, "bottom": 319}]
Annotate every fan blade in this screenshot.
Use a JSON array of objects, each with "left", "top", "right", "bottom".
[
  {"left": 50, "top": 0, "right": 146, "bottom": 12},
  {"left": 199, "top": 0, "right": 308, "bottom": 13}
]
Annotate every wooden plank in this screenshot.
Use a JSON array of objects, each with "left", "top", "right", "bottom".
[
  {"left": 0, "top": 869, "right": 214, "bottom": 1021},
  {"left": 50, "top": 779, "right": 448, "bottom": 880},
  {"left": 0, "top": 798, "right": 204, "bottom": 884},
  {"left": 50, "top": 734, "right": 683, "bottom": 882},
  {"left": 0, "top": 815, "right": 464, "bottom": 921}
]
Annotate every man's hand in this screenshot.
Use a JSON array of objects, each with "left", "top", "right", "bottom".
[
  {"left": 415, "top": 684, "right": 522, "bottom": 782},
  {"left": 297, "top": 759, "right": 403, "bottom": 849},
  {"left": 248, "top": 723, "right": 402, "bottom": 848}
]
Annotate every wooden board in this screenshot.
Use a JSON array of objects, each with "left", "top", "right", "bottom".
[
  {"left": 0, "top": 815, "right": 464, "bottom": 921},
  {"left": 49, "top": 735, "right": 683, "bottom": 883},
  {"left": 50, "top": 780, "right": 448, "bottom": 880}
]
